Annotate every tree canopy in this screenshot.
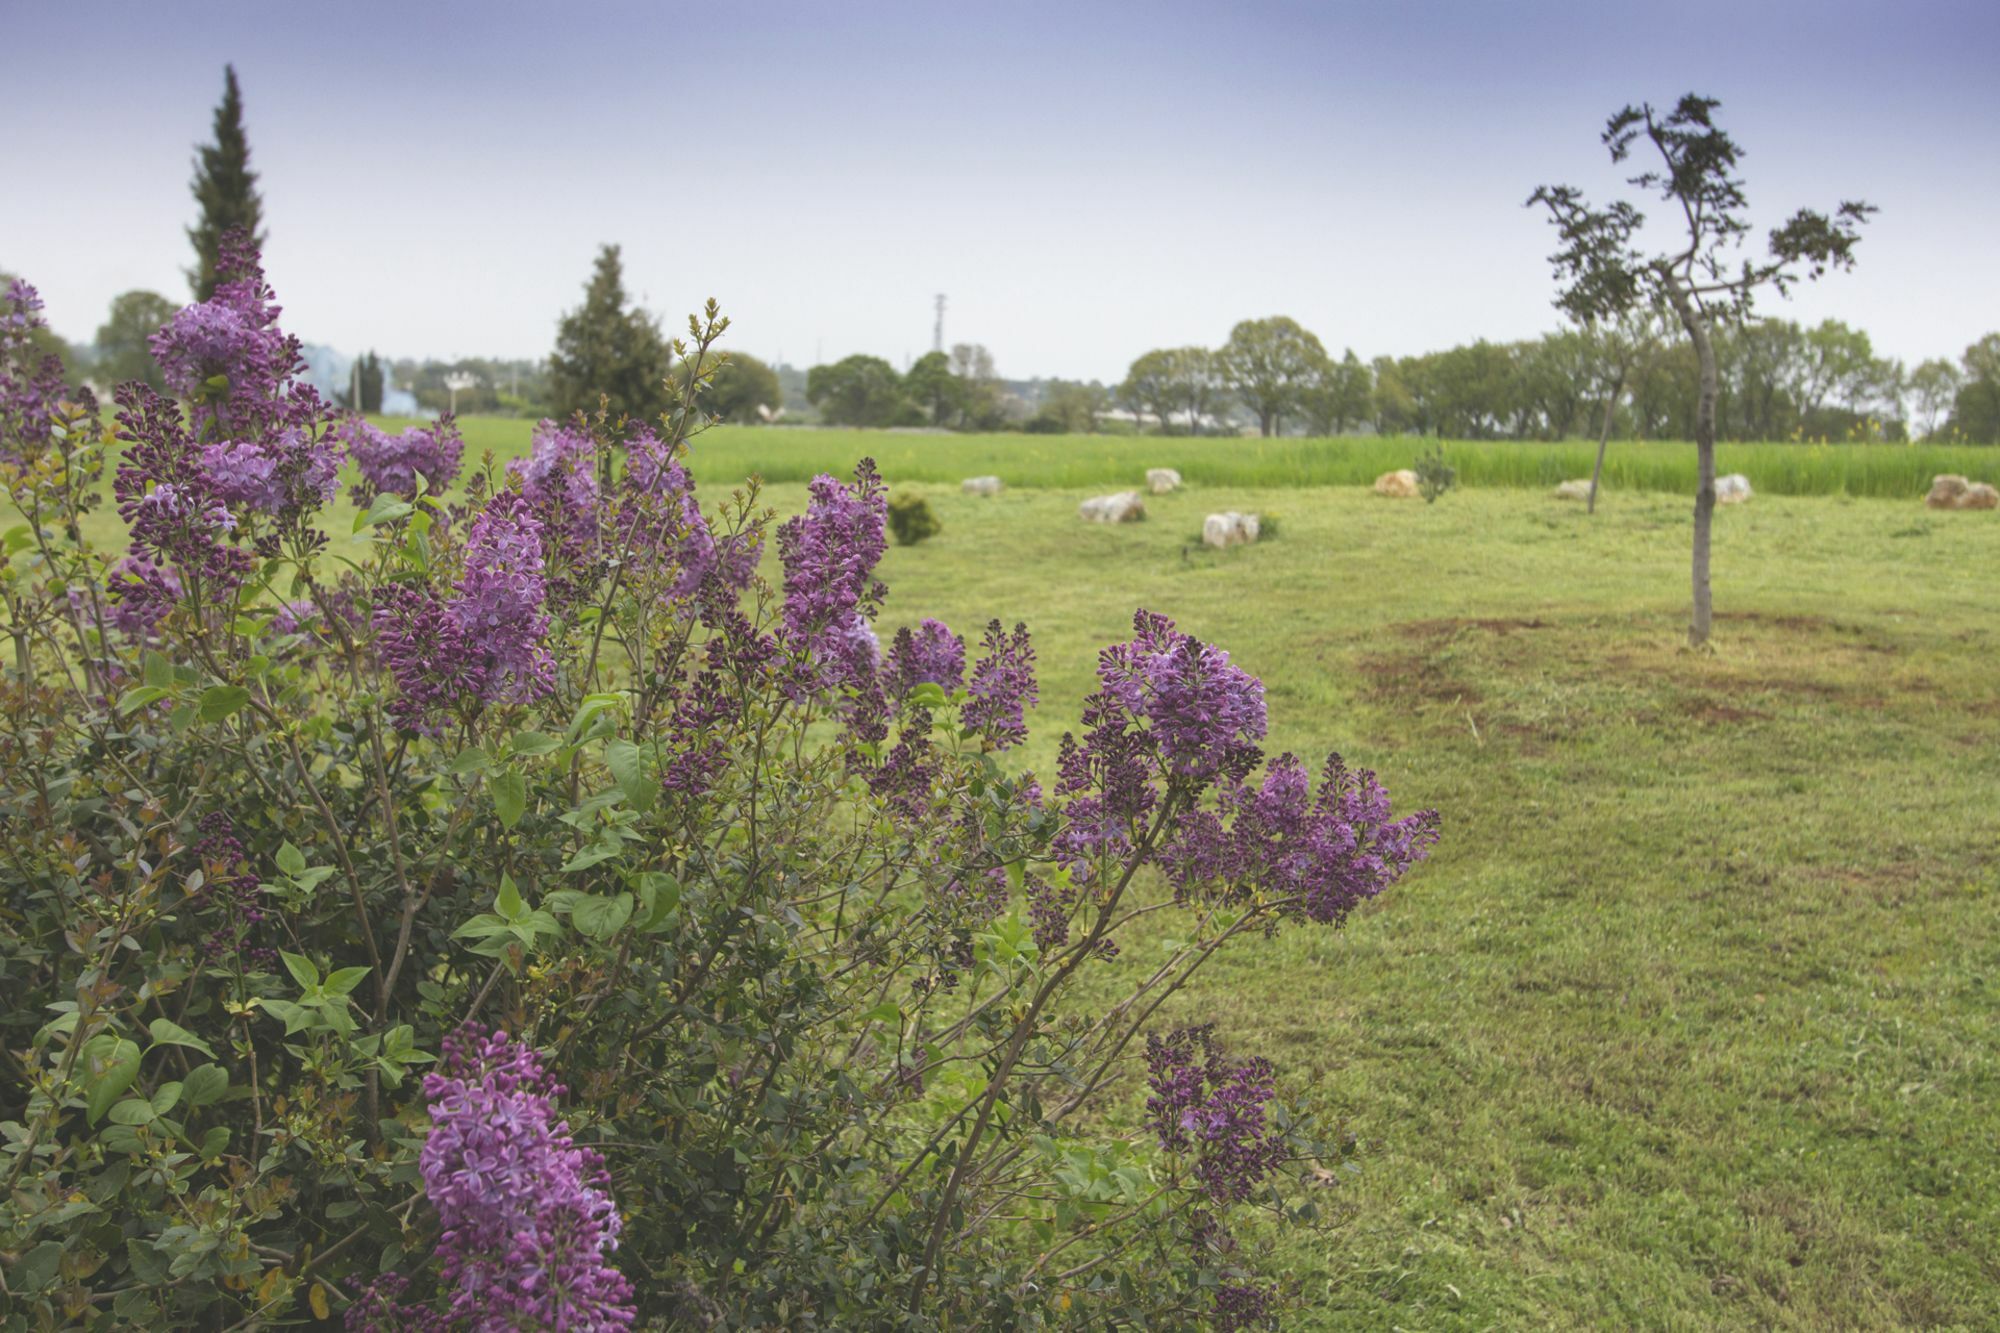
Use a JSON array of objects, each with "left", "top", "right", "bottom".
[
  {"left": 92, "top": 290, "right": 176, "bottom": 392},
  {"left": 548, "top": 244, "right": 673, "bottom": 425}
]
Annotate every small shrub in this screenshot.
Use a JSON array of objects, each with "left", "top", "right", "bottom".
[
  {"left": 1258, "top": 512, "right": 1283, "bottom": 539},
  {"left": 1415, "top": 444, "right": 1457, "bottom": 503},
  {"left": 886, "top": 489, "right": 942, "bottom": 545}
]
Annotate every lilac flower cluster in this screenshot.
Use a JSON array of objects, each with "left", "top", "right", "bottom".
[
  {"left": 112, "top": 236, "right": 343, "bottom": 621},
  {"left": 886, "top": 618, "right": 965, "bottom": 694},
  {"left": 514, "top": 420, "right": 601, "bottom": 532},
  {"left": 962, "top": 619, "right": 1037, "bottom": 749},
  {"left": 373, "top": 492, "right": 555, "bottom": 730},
  {"left": 104, "top": 556, "right": 183, "bottom": 641},
  {"left": 1158, "top": 753, "right": 1441, "bottom": 925},
  {"left": 349, "top": 1025, "right": 634, "bottom": 1331},
  {"left": 340, "top": 413, "right": 465, "bottom": 499},
  {"left": 621, "top": 429, "right": 719, "bottom": 599},
  {"left": 148, "top": 232, "right": 297, "bottom": 438},
  {"left": 778, "top": 462, "right": 887, "bottom": 696},
  {"left": 1144, "top": 1025, "right": 1286, "bottom": 1206},
  {"left": 0, "top": 278, "right": 94, "bottom": 466}
]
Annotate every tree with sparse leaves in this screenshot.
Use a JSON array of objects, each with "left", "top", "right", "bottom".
[
  {"left": 186, "top": 66, "right": 266, "bottom": 301},
  {"left": 1530, "top": 93, "right": 1871, "bottom": 647}
]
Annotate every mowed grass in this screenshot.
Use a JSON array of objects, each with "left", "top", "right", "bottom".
[
  {"left": 378, "top": 414, "right": 2000, "bottom": 499},
  {"left": 48, "top": 426, "right": 2000, "bottom": 1326},
  {"left": 826, "top": 480, "right": 1998, "bottom": 1329}
]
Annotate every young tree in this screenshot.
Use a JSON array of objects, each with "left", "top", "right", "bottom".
[
  {"left": 92, "top": 290, "right": 177, "bottom": 391},
  {"left": 1530, "top": 93, "right": 1871, "bottom": 647},
  {"left": 1581, "top": 306, "right": 1668, "bottom": 512},
  {"left": 1908, "top": 358, "right": 1962, "bottom": 440},
  {"left": 186, "top": 66, "right": 265, "bottom": 301},
  {"left": 1217, "top": 316, "right": 1327, "bottom": 436},
  {"left": 357, "top": 351, "right": 385, "bottom": 413},
  {"left": 948, "top": 343, "right": 1003, "bottom": 428},
  {"left": 548, "top": 244, "right": 673, "bottom": 425}
]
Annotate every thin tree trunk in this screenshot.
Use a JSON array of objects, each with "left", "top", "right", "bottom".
[
  {"left": 1587, "top": 367, "right": 1625, "bottom": 515},
  {"left": 1667, "top": 283, "right": 1718, "bottom": 648}
]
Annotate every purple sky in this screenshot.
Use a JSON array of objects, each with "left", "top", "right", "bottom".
[{"left": 5, "top": 0, "right": 1996, "bottom": 382}]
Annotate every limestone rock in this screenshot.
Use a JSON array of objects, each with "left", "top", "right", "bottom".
[
  {"left": 961, "top": 475, "right": 1004, "bottom": 497},
  {"left": 1962, "top": 482, "right": 1999, "bottom": 510},
  {"left": 1201, "top": 512, "right": 1261, "bottom": 549},
  {"left": 1553, "top": 479, "right": 1593, "bottom": 501},
  {"left": 1079, "top": 491, "right": 1146, "bottom": 524},
  {"left": 1146, "top": 467, "right": 1183, "bottom": 495},
  {"left": 1716, "top": 473, "right": 1753, "bottom": 504},
  {"left": 1926, "top": 474, "right": 1997, "bottom": 510},
  {"left": 1373, "top": 469, "right": 1420, "bottom": 498}
]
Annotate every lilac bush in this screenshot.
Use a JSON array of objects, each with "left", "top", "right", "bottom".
[{"left": 0, "top": 256, "right": 1439, "bottom": 1330}]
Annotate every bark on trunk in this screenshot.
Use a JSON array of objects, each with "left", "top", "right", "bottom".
[{"left": 1667, "top": 282, "right": 1718, "bottom": 648}]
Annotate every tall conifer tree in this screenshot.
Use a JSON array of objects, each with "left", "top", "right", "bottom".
[{"left": 187, "top": 65, "right": 265, "bottom": 300}]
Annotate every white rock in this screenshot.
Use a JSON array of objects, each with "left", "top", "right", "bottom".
[
  {"left": 1146, "top": 467, "right": 1183, "bottom": 494},
  {"left": 961, "top": 475, "right": 1004, "bottom": 496},
  {"left": 1373, "top": 469, "right": 1420, "bottom": 498},
  {"left": 1553, "top": 479, "right": 1593, "bottom": 501},
  {"left": 1716, "top": 473, "right": 1753, "bottom": 504},
  {"left": 1079, "top": 491, "right": 1146, "bottom": 524},
  {"left": 1202, "top": 512, "right": 1261, "bottom": 549},
  {"left": 1960, "top": 481, "right": 1998, "bottom": 510}
]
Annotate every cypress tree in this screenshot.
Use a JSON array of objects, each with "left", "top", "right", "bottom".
[
  {"left": 548, "top": 244, "right": 672, "bottom": 425},
  {"left": 187, "top": 65, "right": 265, "bottom": 301}
]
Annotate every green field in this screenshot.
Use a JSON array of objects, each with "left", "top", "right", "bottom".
[
  {"left": 790, "top": 476, "right": 2000, "bottom": 1328},
  {"left": 380, "top": 415, "right": 2000, "bottom": 499},
  {"left": 49, "top": 427, "right": 2000, "bottom": 1326}
]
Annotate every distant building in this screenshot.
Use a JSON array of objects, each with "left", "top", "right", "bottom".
[{"left": 298, "top": 344, "right": 419, "bottom": 415}]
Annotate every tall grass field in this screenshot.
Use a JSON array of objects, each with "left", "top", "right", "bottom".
[{"left": 382, "top": 416, "right": 1999, "bottom": 499}]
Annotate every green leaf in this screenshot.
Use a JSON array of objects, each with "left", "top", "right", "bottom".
[
  {"left": 447, "top": 745, "right": 491, "bottom": 776},
  {"left": 508, "top": 731, "right": 561, "bottom": 756},
  {"left": 198, "top": 1126, "right": 231, "bottom": 1158},
  {"left": 197, "top": 684, "right": 251, "bottom": 723},
  {"left": 322, "top": 966, "right": 371, "bottom": 997},
  {"left": 126, "top": 1237, "right": 172, "bottom": 1285},
  {"left": 107, "top": 1097, "right": 158, "bottom": 1126},
  {"left": 605, "top": 740, "right": 655, "bottom": 812},
  {"left": 117, "top": 685, "right": 171, "bottom": 714},
  {"left": 280, "top": 951, "right": 319, "bottom": 991},
  {"left": 909, "top": 681, "right": 948, "bottom": 708},
  {"left": 495, "top": 874, "right": 525, "bottom": 921},
  {"left": 83, "top": 1036, "right": 142, "bottom": 1125},
  {"left": 637, "top": 873, "right": 681, "bottom": 931},
  {"left": 147, "top": 1018, "right": 216, "bottom": 1059},
  {"left": 181, "top": 1063, "right": 229, "bottom": 1108},
  {"left": 151, "top": 1082, "right": 184, "bottom": 1114},
  {"left": 560, "top": 840, "right": 623, "bottom": 873},
  {"left": 491, "top": 768, "right": 527, "bottom": 828},
  {"left": 355, "top": 492, "right": 414, "bottom": 532},
  {"left": 261, "top": 999, "right": 314, "bottom": 1036},
  {"left": 143, "top": 649, "right": 174, "bottom": 688},
  {"left": 16, "top": 1241, "right": 62, "bottom": 1293},
  {"left": 569, "top": 892, "right": 633, "bottom": 942},
  {"left": 275, "top": 842, "right": 306, "bottom": 877}
]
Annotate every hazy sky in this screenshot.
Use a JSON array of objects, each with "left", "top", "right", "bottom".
[{"left": 6, "top": 0, "right": 1996, "bottom": 383}]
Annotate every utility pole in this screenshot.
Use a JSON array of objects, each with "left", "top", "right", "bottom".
[{"left": 932, "top": 294, "right": 946, "bottom": 354}]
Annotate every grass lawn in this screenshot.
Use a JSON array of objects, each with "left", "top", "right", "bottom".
[
  {"left": 45, "top": 422, "right": 2000, "bottom": 1326},
  {"left": 375, "top": 415, "right": 2000, "bottom": 499},
  {"left": 836, "top": 478, "right": 1999, "bottom": 1329}
]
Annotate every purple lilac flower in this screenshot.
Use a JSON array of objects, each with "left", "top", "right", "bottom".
[
  {"left": 621, "top": 428, "right": 717, "bottom": 598},
  {"left": 342, "top": 413, "right": 465, "bottom": 498},
  {"left": 1158, "top": 752, "right": 1440, "bottom": 925},
  {"left": 400, "top": 1026, "right": 634, "bottom": 1332},
  {"left": 104, "top": 556, "right": 184, "bottom": 640},
  {"left": 777, "top": 461, "right": 887, "bottom": 697},
  {"left": 513, "top": 420, "right": 601, "bottom": 533},
  {"left": 963, "top": 619, "right": 1036, "bottom": 749},
  {"left": 1144, "top": 1025, "right": 1286, "bottom": 1206},
  {"left": 886, "top": 618, "right": 966, "bottom": 696},
  {"left": 188, "top": 812, "right": 277, "bottom": 968},
  {"left": 1211, "top": 1282, "right": 1275, "bottom": 1332},
  {"left": 449, "top": 491, "right": 556, "bottom": 703},
  {"left": 148, "top": 232, "right": 296, "bottom": 437},
  {"left": 1099, "top": 610, "right": 1265, "bottom": 785},
  {"left": 112, "top": 388, "right": 255, "bottom": 599},
  {"left": 372, "top": 583, "right": 478, "bottom": 733},
  {"left": 0, "top": 278, "right": 96, "bottom": 466}
]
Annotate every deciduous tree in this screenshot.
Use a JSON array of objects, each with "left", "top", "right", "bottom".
[
  {"left": 1218, "top": 317, "right": 1326, "bottom": 437},
  {"left": 92, "top": 290, "right": 177, "bottom": 391},
  {"left": 1531, "top": 93, "right": 1871, "bottom": 647}
]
